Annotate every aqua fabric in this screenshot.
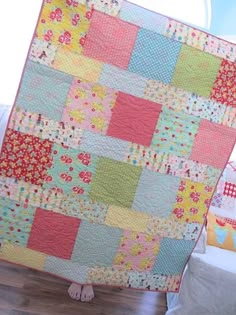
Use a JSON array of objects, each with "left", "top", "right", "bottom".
[
  {"left": 132, "top": 169, "right": 181, "bottom": 216},
  {"left": 45, "top": 256, "right": 89, "bottom": 283},
  {"left": 120, "top": 1, "right": 168, "bottom": 34},
  {"left": 18, "top": 60, "right": 73, "bottom": 121},
  {"left": 99, "top": 64, "right": 148, "bottom": 98},
  {"left": 80, "top": 130, "right": 129, "bottom": 162},
  {"left": 43, "top": 144, "right": 97, "bottom": 195},
  {"left": 129, "top": 29, "right": 182, "bottom": 84},
  {"left": 71, "top": 220, "right": 122, "bottom": 267},
  {"left": 0, "top": 196, "right": 35, "bottom": 246},
  {"left": 152, "top": 238, "right": 195, "bottom": 275}
]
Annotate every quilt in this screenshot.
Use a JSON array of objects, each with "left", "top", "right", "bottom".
[{"left": 0, "top": 0, "right": 236, "bottom": 292}]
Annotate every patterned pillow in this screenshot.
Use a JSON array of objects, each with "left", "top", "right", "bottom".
[{"left": 207, "top": 212, "right": 236, "bottom": 252}]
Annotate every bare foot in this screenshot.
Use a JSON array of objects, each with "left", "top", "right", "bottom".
[
  {"left": 68, "top": 283, "right": 82, "bottom": 301},
  {"left": 80, "top": 285, "right": 95, "bottom": 302}
]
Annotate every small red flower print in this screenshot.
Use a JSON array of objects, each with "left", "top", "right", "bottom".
[
  {"left": 190, "top": 192, "right": 200, "bottom": 202},
  {"left": 190, "top": 207, "right": 198, "bottom": 215},
  {"left": 173, "top": 208, "right": 184, "bottom": 219},
  {"left": 205, "top": 186, "right": 213, "bottom": 192},
  {"left": 79, "top": 171, "right": 92, "bottom": 184},
  {"left": 79, "top": 36, "right": 86, "bottom": 46},
  {"left": 60, "top": 155, "right": 72, "bottom": 164},
  {"left": 77, "top": 152, "right": 91, "bottom": 166},
  {"left": 44, "top": 30, "right": 53, "bottom": 41},
  {"left": 60, "top": 173, "right": 67, "bottom": 180},
  {"left": 204, "top": 199, "right": 211, "bottom": 208},
  {"left": 50, "top": 8, "right": 62, "bottom": 22},
  {"left": 59, "top": 31, "right": 71, "bottom": 45},
  {"left": 85, "top": 11, "right": 93, "bottom": 20},
  {"left": 179, "top": 181, "right": 186, "bottom": 192},
  {"left": 72, "top": 186, "right": 85, "bottom": 195},
  {"left": 72, "top": 13, "right": 80, "bottom": 25},
  {"left": 65, "top": 175, "right": 73, "bottom": 183},
  {"left": 45, "top": 175, "right": 53, "bottom": 182},
  {"left": 66, "top": 0, "right": 78, "bottom": 6},
  {"left": 176, "top": 195, "right": 183, "bottom": 203}
]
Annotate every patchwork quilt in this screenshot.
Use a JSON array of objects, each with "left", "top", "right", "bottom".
[{"left": 0, "top": 0, "right": 236, "bottom": 292}]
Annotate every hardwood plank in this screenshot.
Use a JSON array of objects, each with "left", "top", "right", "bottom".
[{"left": 0, "top": 261, "right": 167, "bottom": 315}]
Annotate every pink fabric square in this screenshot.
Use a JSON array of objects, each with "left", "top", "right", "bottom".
[
  {"left": 27, "top": 208, "right": 81, "bottom": 259},
  {"left": 190, "top": 120, "right": 236, "bottom": 169},
  {"left": 113, "top": 230, "right": 161, "bottom": 272},
  {"left": 107, "top": 92, "right": 162, "bottom": 146},
  {"left": 62, "top": 78, "right": 118, "bottom": 133},
  {"left": 83, "top": 11, "right": 139, "bottom": 69}
]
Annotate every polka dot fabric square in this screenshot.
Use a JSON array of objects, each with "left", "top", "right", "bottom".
[
  {"left": 129, "top": 29, "right": 182, "bottom": 84},
  {"left": 210, "top": 59, "right": 236, "bottom": 107},
  {"left": 152, "top": 238, "right": 195, "bottom": 275},
  {"left": 62, "top": 78, "right": 118, "bottom": 134},
  {"left": 172, "top": 45, "right": 222, "bottom": 97},
  {"left": 0, "top": 129, "right": 53, "bottom": 186},
  {"left": 107, "top": 92, "right": 162, "bottom": 146},
  {"left": 83, "top": 10, "right": 139, "bottom": 69},
  {"left": 28, "top": 208, "right": 81, "bottom": 259}
]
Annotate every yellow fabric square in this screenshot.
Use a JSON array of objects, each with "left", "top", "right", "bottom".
[
  {"left": 207, "top": 212, "right": 236, "bottom": 252},
  {"left": 105, "top": 206, "right": 149, "bottom": 233},
  {"left": 0, "top": 243, "right": 46, "bottom": 270},
  {"left": 37, "top": 0, "right": 92, "bottom": 53},
  {"left": 172, "top": 180, "right": 213, "bottom": 224},
  {"left": 53, "top": 47, "right": 103, "bottom": 82}
]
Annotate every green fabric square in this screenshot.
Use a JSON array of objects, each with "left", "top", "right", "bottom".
[
  {"left": 90, "top": 158, "right": 142, "bottom": 208},
  {"left": 172, "top": 45, "right": 221, "bottom": 97}
]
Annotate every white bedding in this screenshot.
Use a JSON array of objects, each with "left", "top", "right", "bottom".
[{"left": 166, "top": 245, "right": 236, "bottom": 315}]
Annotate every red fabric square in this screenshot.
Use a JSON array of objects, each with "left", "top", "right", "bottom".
[
  {"left": 190, "top": 120, "right": 236, "bottom": 169},
  {"left": 107, "top": 92, "right": 162, "bottom": 146},
  {"left": 83, "top": 11, "right": 139, "bottom": 69},
  {"left": 27, "top": 208, "right": 81, "bottom": 259},
  {"left": 0, "top": 129, "right": 52, "bottom": 185},
  {"left": 210, "top": 59, "right": 236, "bottom": 107}
]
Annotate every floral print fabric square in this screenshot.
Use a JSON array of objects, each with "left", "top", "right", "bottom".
[
  {"left": 62, "top": 79, "right": 117, "bottom": 133},
  {"left": 37, "top": 0, "right": 93, "bottom": 53},
  {"left": 43, "top": 144, "right": 97, "bottom": 195},
  {"left": 113, "top": 231, "right": 160, "bottom": 272},
  {"left": 210, "top": 59, "right": 236, "bottom": 107},
  {"left": 0, "top": 129, "right": 52, "bottom": 186},
  {"left": 173, "top": 180, "right": 213, "bottom": 224}
]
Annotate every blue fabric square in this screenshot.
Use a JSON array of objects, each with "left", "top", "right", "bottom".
[
  {"left": 80, "top": 131, "right": 129, "bottom": 162},
  {"left": 129, "top": 29, "right": 182, "bottom": 84},
  {"left": 99, "top": 64, "right": 148, "bottom": 98},
  {"left": 120, "top": 2, "right": 168, "bottom": 34},
  {"left": 72, "top": 220, "right": 122, "bottom": 267},
  {"left": 152, "top": 238, "right": 195, "bottom": 275},
  {"left": 44, "top": 256, "right": 89, "bottom": 283},
  {"left": 17, "top": 60, "right": 73, "bottom": 121},
  {"left": 132, "top": 169, "right": 181, "bottom": 217}
]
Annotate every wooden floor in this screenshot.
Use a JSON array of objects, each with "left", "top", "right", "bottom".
[{"left": 0, "top": 261, "right": 167, "bottom": 315}]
